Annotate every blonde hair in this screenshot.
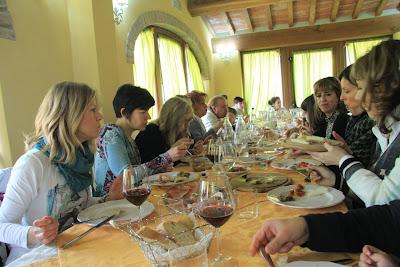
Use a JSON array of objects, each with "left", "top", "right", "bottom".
[
  {"left": 25, "top": 81, "right": 96, "bottom": 164},
  {"left": 351, "top": 39, "right": 400, "bottom": 133},
  {"left": 155, "top": 96, "right": 193, "bottom": 147}
]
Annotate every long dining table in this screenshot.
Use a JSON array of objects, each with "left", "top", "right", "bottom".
[{"left": 30, "top": 160, "right": 359, "bottom": 267}]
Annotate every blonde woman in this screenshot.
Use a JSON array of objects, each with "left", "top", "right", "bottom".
[
  {"left": 0, "top": 82, "right": 121, "bottom": 264},
  {"left": 136, "top": 96, "right": 202, "bottom": 163}
]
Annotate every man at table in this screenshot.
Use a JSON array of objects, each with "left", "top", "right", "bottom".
[
  {"left": 250, "top": 200, "right": 400, "bottom": 266},
  {"left": 202, "top": 95, "right": 227, "bottom": 132}
]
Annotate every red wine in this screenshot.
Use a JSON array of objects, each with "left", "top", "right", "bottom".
[
  {"left": 199, "top": 205, "right": 233, "bottom": 228},
  {"left": 123, "top": 188, "right": 151, "bottom": 206},
  {"left": 206, "top": 154, "right": 215, "bottom": 163}
]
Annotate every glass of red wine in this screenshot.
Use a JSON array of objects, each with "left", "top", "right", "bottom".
[
  {"left": 197, "top": 172, "right": 235, "bottom": 265},
  {"left": 122, "top": 166, "right": 151, "bottom": 223}
]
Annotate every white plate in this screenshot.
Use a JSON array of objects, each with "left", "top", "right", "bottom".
[
  {"left": 77, "top": 199, "right": 154, "bottom": 225},
  {"left": 271, "top": 158, "right": 322, "bottom": 170},
  {"left": 238, "top": 154, "right": 277, "bottom": 164},
  {"left": 267, "top": 185, "right": 345, "bottom": 209},
  {"left": 224, "top": 166, "right": 250, "bottom": 177},
  {"left": 145, "top": 171, "right": 199, "bottom": 186},
  {"left": 282, "top": 261, "right": 345, "bottom": 267}
]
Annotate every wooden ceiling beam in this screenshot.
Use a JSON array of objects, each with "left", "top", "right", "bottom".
[
  {"left": 375, "top": 0, "right": 389, "bottom": 16},
  {"left": 266, "top": 5, "right": 273, "bottom": 30},
  {"left": 202, "top": 17, "right": 216, "bottom": 37},
  {"left": 288, "top": 1, "right": 294, "bottom": 27},
  {"left": 223, "top": 12, "right": 235, "bottom": 35},
  {"left": 352, "top": 0, "right": 365, "bottom": 19},
  {"left": 188, "top": 0, "right": 291, "bottom": 17},
  {"left": 309, "top": 0, "right": 316, "bottom": 25},
  {"left": 330, "top": 0, "right": 340, "bottom": 22},
  {"left": 211, "top": 14, "right": 400, "bottom": 52},
  {"left": 244, "top": 9, "right": 254, "bottom": 32}
]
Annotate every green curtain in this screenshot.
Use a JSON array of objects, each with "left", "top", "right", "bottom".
[
  {"left": 242, "top": 50, "right": 283, "bottom": 113},
  {"left": 293, "top": 49, "right": 333, "bottom": 107},
  {"left": 133, "top": 28, "right": 158, "bottom": 118},
  {"left": 345, "top": 37, "right": 387, "bottom": 65},
  {"left": 158, "top": 36, "right": 187, "bottom": 102},
  {"left": 186, "top": 46, "right": 205, "bottom": 92}
]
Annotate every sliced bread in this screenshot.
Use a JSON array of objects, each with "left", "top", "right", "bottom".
[
  {"left": 157, "top": 221, "right": 197, "bottom": 247},
  {"left": 137, "top": 226, "right": 177, "bottom": 250}
]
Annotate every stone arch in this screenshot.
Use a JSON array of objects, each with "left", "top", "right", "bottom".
[{"left": 126, "top": 11, "right": 210, "bottom": 79}]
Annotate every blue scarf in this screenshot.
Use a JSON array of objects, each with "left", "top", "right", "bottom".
[{"left": 34, "top": 138, "right": 94, "bottom": 193}]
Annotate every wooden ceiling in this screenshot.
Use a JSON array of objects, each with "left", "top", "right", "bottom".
[{"left": 188, "top": 0, "right": 400, "bottom": 37}]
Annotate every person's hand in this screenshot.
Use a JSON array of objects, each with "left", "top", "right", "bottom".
[
  {"left": 191, "top": 140, "right": 204, "bottom": 155},
  {"left": 359, "top": 245, "right": 397, "bottom": 267},
  {"left": 250, "top": 217, "right": 309, "bottom": 256},
  {"left": 307, "top": 143, "right": 349, "bottom": 166},
  {"left": 167, "top": 143, "right": 187, "bottom": 162},
  {"left": 172, "top": 137, "right": 193, "bottom": 148},
  {"left": 332, "top": 131, "right": 352, "bottom": 154},
  {"left": 108, "top": 176, "right": 124, "bottom": 200},
  {"left": 28, "top": 216, "right": 59, "bottom": 246},
  {"left": 213, "top": 120, "right": 224, "bottom": 132},
  {"left": 308, "top": 165, "right": 336, "bottom": 187}
]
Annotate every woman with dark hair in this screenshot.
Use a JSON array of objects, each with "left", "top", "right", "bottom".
[
  {"left": 268, "top": 96, "right": 282, "bottom": 111},
  {"left": 94, "top": 84, "right": 187, "bottom": 197},
  {"left": 308, "top": 39, "right": 400, "bottom": 207},
  {"left": 313, "top": 77, "right": 349, "bottom": 139},
  {"left": 337, "top": 64, "right": 376, "bottom": 167}
]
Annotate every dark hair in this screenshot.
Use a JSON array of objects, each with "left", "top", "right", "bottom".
[
  {"left": 233, "top": 96, "right": 244, "bottom": 104},
  {"left": 352, "top": 39, "right": 400, "bottom": 134},
  {"left": 300, "top": 94, "right": 320, "bottom": 132},
  {"left": 338, "top": 65, "right": 357, "bottom": 86},
  {"left": 221, "top": 94, "right": 228, "bottom": 100},
  {"left": 268, "top": 96, "right": 280, "bottom": 106},
  {"left": 228, "top": 107, "right": 237, "bottom": 115},
  {"left": 113, "top": 84, "right": 155, "bottom": 118}
]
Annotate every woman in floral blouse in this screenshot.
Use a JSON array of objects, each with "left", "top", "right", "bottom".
[{"left": 94, "top": 84, "right": 188, "bottom": 196}]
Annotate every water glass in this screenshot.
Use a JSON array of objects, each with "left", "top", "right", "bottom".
[
  {"left": 169, "top": 246, "right": 208, "bottom": 267},
  {"left": 233, "top": 189, "right": 259, "bottom": 219}
]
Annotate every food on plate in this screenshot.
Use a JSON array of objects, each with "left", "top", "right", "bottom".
[
  {"left": 227, "top": 165, "right": 247, "bottom": 172},
  {"left": 269, "top": 184, "right": 329, "bottom": 202},
  {"left": 296, "top": 161, "right": 310, "bottom": 169},
  {"left": 165, "top": 183, "right": 199, "bottom": 208},
  {"left": 290, "top": 133, "right": 343, "bottom": 146},
  {"left": 158, "top": 172, "right": 191, "bottom": 184}
]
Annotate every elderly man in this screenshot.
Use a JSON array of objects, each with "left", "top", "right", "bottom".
[
  {"left": 187, "top": 91, "right": 223, "bottom": 141},
  {"left": 202, "top": 95, "right": 227, "bottom": 132}
]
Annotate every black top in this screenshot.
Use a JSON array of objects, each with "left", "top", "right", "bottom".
[
  {"left": 313, "top": 111, "right": 349, "bottom": 140},
  {"left": 304, "top": 200, "right": 400, "bottom": 257},
  {"left": 345, "top": 112, "right": 376, "bottom": 167},
  {"left": 135, "top": 123, "right": 169, "bottom": 163}
]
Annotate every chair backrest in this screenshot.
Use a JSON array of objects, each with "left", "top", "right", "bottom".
[{"left": 0, "top": 167, "right": 12, "bottom": 193}]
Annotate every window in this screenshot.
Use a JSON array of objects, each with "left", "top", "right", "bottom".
[
  {"left": 345, "top": 37, "right": 387, "bottom": 65},
  {"left": 242, "top": 50, "right": 283, "bottom": 113},
  {"left": 132, "top": 27, "right": 204, "bottom": 117},
  {"left": 292, "top": 49, "right": 333, "bottom": 107}
]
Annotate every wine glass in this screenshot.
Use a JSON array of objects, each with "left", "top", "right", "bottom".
[
  {"left": 197, "top": 173, "right": 235, "bottom": 265},
  {"left": 122, "top": 166, "right": 151, "bottom": 223}
]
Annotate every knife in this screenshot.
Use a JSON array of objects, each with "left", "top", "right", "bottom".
[
  {"left": 61, "top": 214, "right": 116, "bottom": 249},
  {"left": 259, "top": 248, "right": 276, "bottom": 267}
]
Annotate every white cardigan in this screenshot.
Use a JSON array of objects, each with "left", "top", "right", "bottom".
[
  {"left": 0, "top": 149, "right": 97, "bottom": 264},
  {"left": 340, "top": 109, "right": 400, "bottom": 207}
]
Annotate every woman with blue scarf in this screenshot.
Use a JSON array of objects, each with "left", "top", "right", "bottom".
[{"left": 0, "top": 81, "right": 122, "bottom": 264}]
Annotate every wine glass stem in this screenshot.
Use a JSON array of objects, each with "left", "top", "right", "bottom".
[
  {"left": 138, "top": 205, "right": 142, "bottom": 223},
  {"left": 215, "top": 227, "right": 222, "bottom": 258}
]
